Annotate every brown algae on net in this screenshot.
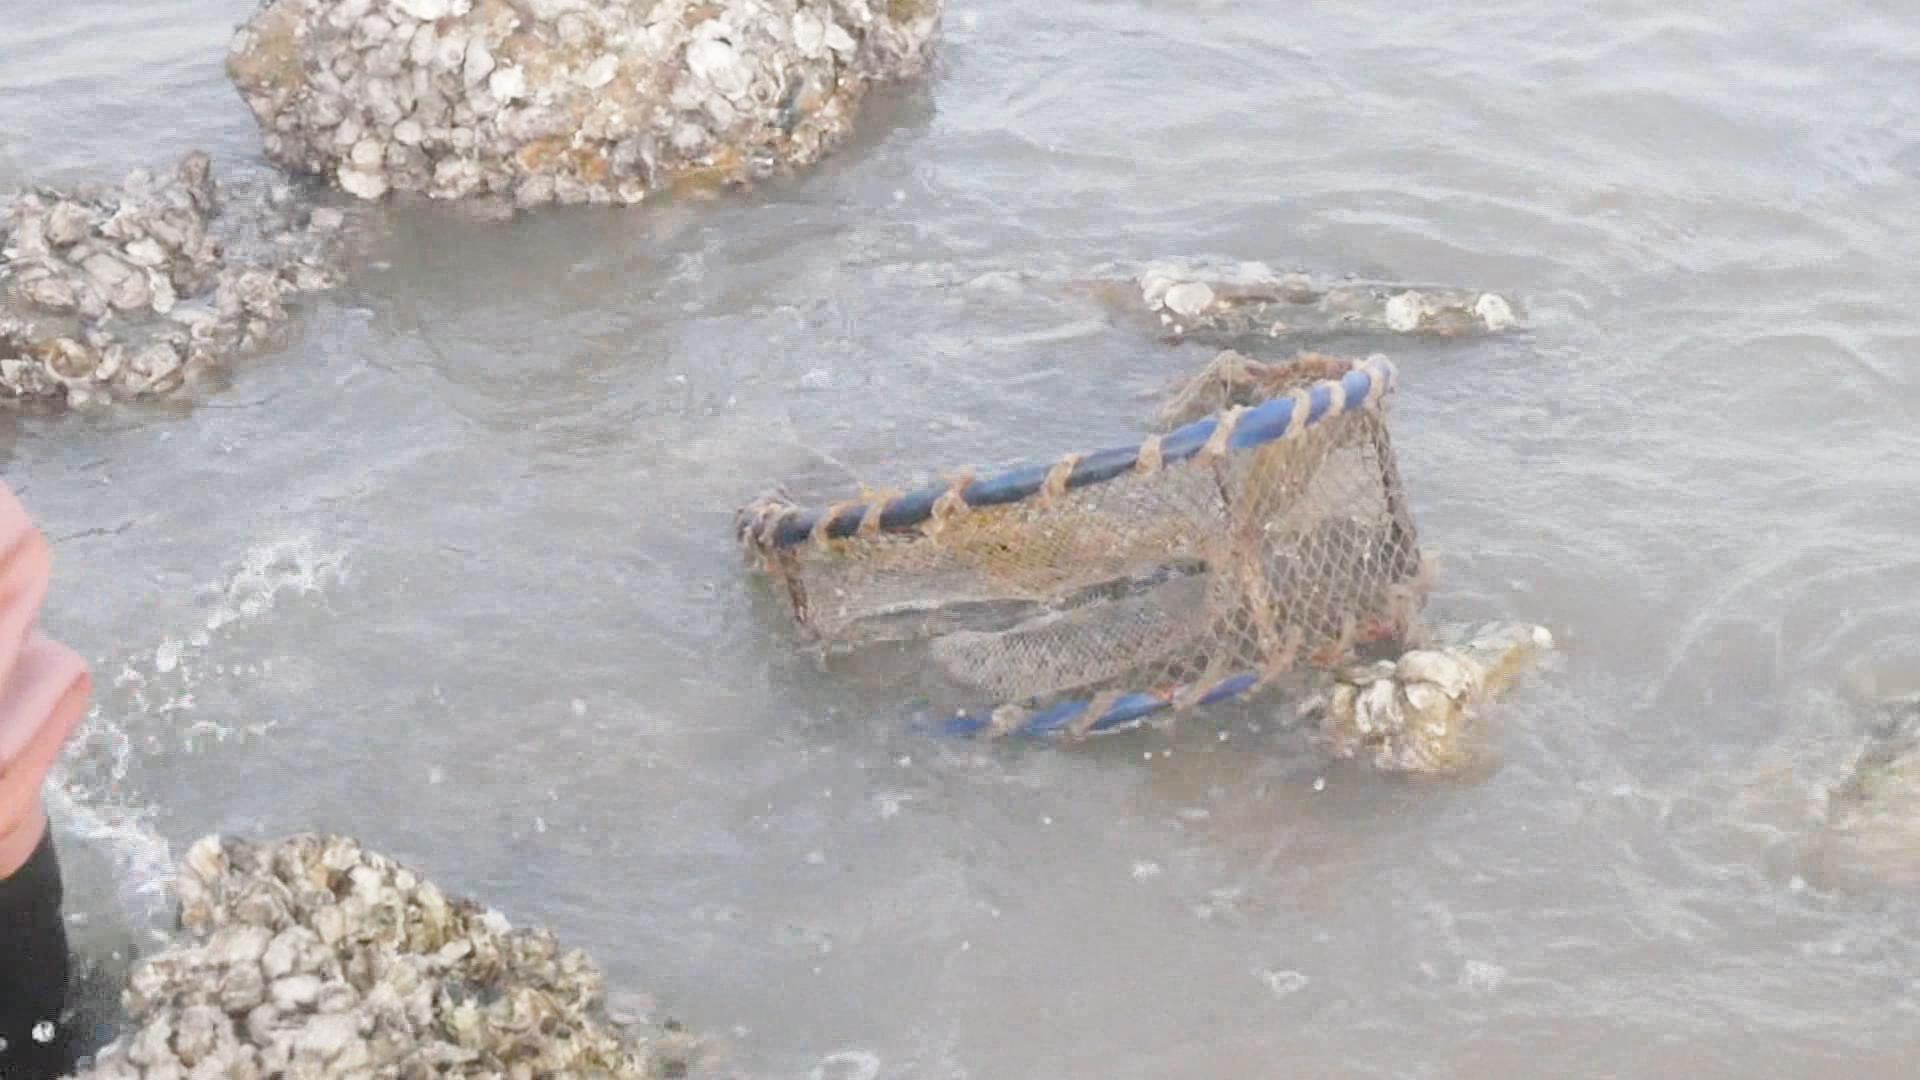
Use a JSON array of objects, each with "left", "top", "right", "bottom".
[
  {"left": 69, "top": 833, "right": 703, "bottom": 1079},
  {"left": 226, "top": 0, "right": 944, "bottom": 210},
  {"left": 1151, "top": 348, "right": 1374, "bottom": 430}
]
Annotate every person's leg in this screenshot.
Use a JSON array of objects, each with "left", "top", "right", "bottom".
[{"left": 0, "top": 821, "right": 74, "bottom": 1079}]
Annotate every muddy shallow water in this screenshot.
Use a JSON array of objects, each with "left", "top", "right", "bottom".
[{"left": 6, "top": 1, "right": 1920, "bottom": 1076}]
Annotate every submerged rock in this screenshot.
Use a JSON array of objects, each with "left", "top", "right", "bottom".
[
  {"left": 1092, "top": 258, "right": 1520, "bottom": 346},
  {"left": 226, "top": 0, "right": 943, "bottom": 209},
  {"left": 69, "top": 833, "right": 700, "bottom": 1079},
  {"left": 1816, "top": 694, "right": 1920, "bottom": 888},
  {"left": 0, "top": 153, "right": 353, "bottom": 408},
  {"left": 1301, "top": 621, "right": 1555, "bottom": 774}
]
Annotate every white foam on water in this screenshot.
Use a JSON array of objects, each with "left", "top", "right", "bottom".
[
  {"left": 44, "top": 772, "right": 176, "bottom": 929},
  {"left": 106, "top": 537, "right": 347, "bottom": 750},
  {"left": 1259, "top": 968, "right": 1310, "bottom": 998},
  {"left": 1458, "top": 960, "right": 1508, "bottom": 995},
  {"left": 202, "top": 536, "right": 348, "bottom": 632},
  {"left": 811, "top": 1050, "right": 882, "bottom": 1080},
  {"left": 51, "top": 536, "right": 350, "bottom": 928}
]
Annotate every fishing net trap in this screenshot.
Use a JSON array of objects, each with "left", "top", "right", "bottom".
[{"left": 736, "top": 352, "right": 1434, "bottom": 739}]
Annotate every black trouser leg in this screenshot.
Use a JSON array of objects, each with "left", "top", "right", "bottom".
[{"left": 0, "top": 824, "right": 74, "bottom": 1080}]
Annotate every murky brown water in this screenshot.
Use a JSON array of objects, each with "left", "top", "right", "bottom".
[{"left": 6, "top": 1, "right": 1920, "bottom": 1076}]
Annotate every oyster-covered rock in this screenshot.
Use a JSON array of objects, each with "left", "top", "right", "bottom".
[
  {"left": 70, "top": 833, "right": 701, "bottom": 1079},
  {"left": 0, "top": 153, "right": 355, "bottom": 408},
  {"left": 1092, "top": 257, "right": 1520, "bottom": 346},
  {"left": 226, "top": 0, "right": 944, "bottom": 210},
  {"left": 1302, "top": 621, "right": 1555, "bottom": 774}
]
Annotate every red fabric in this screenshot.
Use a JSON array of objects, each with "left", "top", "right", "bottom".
[{"left": 0, "top": 482, "right": 90, "bottom": 879}]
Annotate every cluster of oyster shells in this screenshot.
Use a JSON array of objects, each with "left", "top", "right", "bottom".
[
  {"left": 1116, "top": 258, "right": 1519, "bottom": 344},
  {"left": 0, "top": 152, "right": 349, "bottom": 407},
  {"left": 69, "top": 834, "right": 699, "bottom": 1080},
  {"left": 226, "top": 0, "right": 943, "bottom": 209},
  {"left": 1302, "top": 621, "right": 1555, "bottom": 774}
]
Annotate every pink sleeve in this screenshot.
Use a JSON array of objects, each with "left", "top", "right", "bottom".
[
  {"left": 0, "top": 484, "right": 54, "bottom": 713},
  {"left": 0, "top": 481, "right": 92, "bottom": 878}
]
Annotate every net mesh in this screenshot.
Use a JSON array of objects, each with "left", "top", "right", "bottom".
[{"left": 740, "top": 352, "right": 1431, "bottom": 733}]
